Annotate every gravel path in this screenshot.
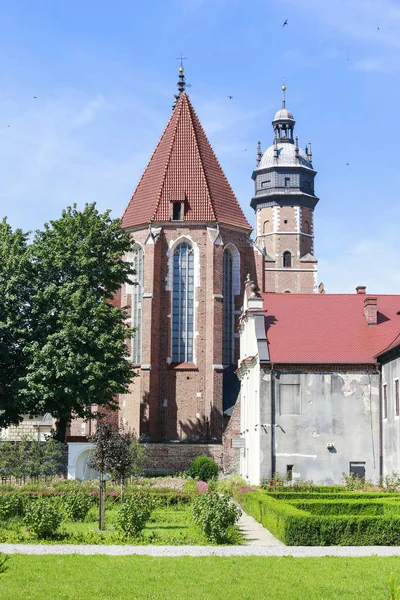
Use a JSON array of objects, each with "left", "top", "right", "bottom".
[{"left": 1, "top": 544, "right": 400, "bottom": 556}]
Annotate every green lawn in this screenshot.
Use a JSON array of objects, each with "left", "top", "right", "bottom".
[{"left": 0, "top": 555, "right": 400, "bottom": 599}]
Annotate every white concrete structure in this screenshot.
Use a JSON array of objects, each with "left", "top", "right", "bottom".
[{"left": 67, "top": 442, "right": 98, "bottom": 480}]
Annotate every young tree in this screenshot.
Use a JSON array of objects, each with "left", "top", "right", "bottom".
[
  {"left": 21, "top": 204, "right": 136, "bottom": 441},
  {"left": 89, "top": 425, "right": 146, "bottom": 493},
  {"left": 0, "top": 219, "right": 32, "bottom": 427}
]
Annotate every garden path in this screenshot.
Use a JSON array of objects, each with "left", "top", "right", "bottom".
[
  {"left": 237, "top": 508, "right": 284, "bottom": 546},
  {"left": 2, "top": 544, "right": 400, "bottom": 556}
]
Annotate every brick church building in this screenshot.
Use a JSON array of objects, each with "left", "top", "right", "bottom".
[{"left": 4, "top": 68, "right": 328, "bottom": 477}]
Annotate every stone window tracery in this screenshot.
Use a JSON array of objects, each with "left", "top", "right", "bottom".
[
  {"left": 131, "top": 244, "right": 143, "bottom": 364},
  {"left": 172, "top": 242, "right": 194, "bottom": 363},
  {"left": 223, "top": 249, "right": 234, "bottom": 365}
]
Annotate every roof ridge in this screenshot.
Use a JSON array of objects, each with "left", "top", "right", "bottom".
[
  {"left": 121, "top": 100, "right": 181, "bottom": 226},
  {"left": 151, "top": 97, "right": 184, "bottom": 221},
  {"left": 187, "top": 96, "right": 249, "bottom": 228},
  {"left": 185, "top": 96, "right": 217, "bottom": 221}
]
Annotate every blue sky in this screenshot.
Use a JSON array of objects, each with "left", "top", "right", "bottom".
[{"left": 0, "top": 0, "right": 399, "bottom": 293}]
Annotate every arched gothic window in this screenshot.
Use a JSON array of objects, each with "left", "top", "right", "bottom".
[
  {"left": 172, "top": 242, "right": 194, "bottom": 363},
  {"left": 223, "top": 249, "right": 234, "bottom": 365},
  {"left": 131, "top": 245, "right": 143, "bottom": 364},
  {"left": 303, "top": 220, "right": 311, "bottom": 235},
  {"left": 283, "top": 251, "right": 292, "bottom": 268}
]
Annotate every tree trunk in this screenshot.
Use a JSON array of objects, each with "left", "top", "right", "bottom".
[
  {"left": 53, "top": 415, "right": 70, "bottom": 442},
  {"left": 99, "top": 475, "right": 106, "bottom": 531}
]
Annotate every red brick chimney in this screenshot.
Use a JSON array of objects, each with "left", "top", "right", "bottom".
[
  {"left": 364, "top": 296, "right": 378, "bottom": 325},
  {"left": 356, "top": 286, "right": 366, "bottom": 294}
]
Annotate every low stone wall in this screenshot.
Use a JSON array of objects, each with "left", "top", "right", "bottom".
[{"left": 144, "top": 443, "right": 223, "bottom": 473}]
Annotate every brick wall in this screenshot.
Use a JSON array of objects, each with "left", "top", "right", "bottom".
[{"left": 144, "top": 442, "right": 223, "bottom": 472}]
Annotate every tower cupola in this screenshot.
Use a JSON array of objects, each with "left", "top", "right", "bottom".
[
  {"left": 272, "top": 86, "right": 296, "bottom": 142},
  {"left": 250, "top": 86, "right": 319, "bottom": 294}
]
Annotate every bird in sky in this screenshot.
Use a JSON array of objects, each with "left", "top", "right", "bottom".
[
  {"left": 228, "top": 95, "right": 233, "bottom": 100},
  {"left": 346, "top": 162, "right": 350, "bottom": 166},
  {"left": 282, "top": 19, "right": 288, "bottom": 27},
  {"left": 377, "top": 26, "right": 380, "bottom": 31},
  {"left": 33, "top": 96, "right": 37, "bottom": 99}
]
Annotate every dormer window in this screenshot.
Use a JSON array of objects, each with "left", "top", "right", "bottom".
[{"left": 172, "top": 200, "right": 185, "bottom": 221}]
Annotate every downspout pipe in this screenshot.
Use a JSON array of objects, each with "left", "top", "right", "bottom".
[
  {"left": 270, "top": 363, "right": 276, "bottom": 478},
  {"left": 378, "top": 362, "right": 383, "bottom": 478}
]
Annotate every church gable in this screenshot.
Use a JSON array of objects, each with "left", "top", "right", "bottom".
[{"left": 122, "top": 90, "right": 251, "bottom": 231}]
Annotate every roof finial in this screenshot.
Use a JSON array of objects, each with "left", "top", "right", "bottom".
[
  {"left": 173, "top": 54, "right": 188, "bottom": 109},
  {"left": 307, "top": 139, "right": 312, "bottom": 163},
  {"left": 281, "top": 77, "right": 287, "bottom": 109},
  {"left": 256, "top": 140, "right": 262, "bottom": 167}
]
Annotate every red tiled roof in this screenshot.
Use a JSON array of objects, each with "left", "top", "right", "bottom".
[
  {"left": 121, "top": 93, "right": 251, "bottom": 230},
  {"left": 261, "top": 293, "right": 400, "bottom": 364}
]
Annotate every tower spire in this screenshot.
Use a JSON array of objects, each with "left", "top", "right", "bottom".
[{"left": 173, "top": 54, "right": 188, "bottom": 109}]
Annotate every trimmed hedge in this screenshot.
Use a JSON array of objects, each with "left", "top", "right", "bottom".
[
  {"left": 265, "top": 491, "right": 400, "bottom": 501},
  {"left": 235, "top": 490, "right": 400, "bottom": 545},
  {"left": 288, "top": 499, "right": 400, "bottom": 517}
]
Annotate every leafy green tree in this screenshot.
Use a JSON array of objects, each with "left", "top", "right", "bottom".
[
  {"left": 0, "top": 219, "right": 32, "bottom": 427},
  {"left": 21, "top": 204, "right": 135, "bottom": 441}
]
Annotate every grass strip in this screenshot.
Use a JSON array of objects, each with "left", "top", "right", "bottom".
[{"left": 0, "top": 555, "right": 400, "bottom": 599}]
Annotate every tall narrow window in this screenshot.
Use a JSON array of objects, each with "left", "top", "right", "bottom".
[
  {"left": 285, "top": 177, "right": 290, "bottom": 187},
  {"left": 383, "top": 383, "right": 388, "bottom": 419},
  {"left": 223, "top": 249, "right": 234, "bottom": 364},
  {"left": 131, "top": 245, "right": 143, "bottom": 364},
  {"left": 172, "top": 242, "right": 194, "bottom": 363},
  {"left": 395, "top": 379, "right": 399, "bottom": 417},
  {"left": 283, "top": 251, "right": 292, "bottom": 268}
]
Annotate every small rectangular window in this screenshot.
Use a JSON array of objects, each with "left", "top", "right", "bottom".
[
  {"left": 261, "top": 180, "right": 271, "bottom": 188},
  {"left": 172, "top": 202, "right": 184, "bottom": 221},
  {"left": 286, "top": 465, "right": 294, "bottom": 481},
  {"left": 284, "top": 177, "right": 290, "bottom": 187},
  {"left": 349, "top": 462, "right": 365, "bottom": 479},
  {"left": 395, "top": 379, "right": 399, "bottom": 417},
  {"left": 383, "top": 383, "right": 388, "bottom": 419}
]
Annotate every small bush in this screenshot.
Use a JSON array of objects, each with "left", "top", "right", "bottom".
[
  {"left": 0, "top": 494, "right": 24, "bottom": 520},
  {"left": 24, "top": 499, "right": 62, "bottom": 539},
  {"left": 62, "top": 491, "right": 93, "bottom": 522},
  {"left": 192, "top": 491, "right": 241, "bottom": 543},
  {"left": 114, "top": 493, "right": 153, "bottom": 538},
  {"left": 188, "top": 456, "right": 218, "bottom": 482}
]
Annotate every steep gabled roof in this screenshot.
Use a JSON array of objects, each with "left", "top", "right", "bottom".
[
  {"left": 121, "top": 93, "right": 251, "bottom": 230},
  {"left": 260, "top": 293, "right": 400, "bottom": 364}
]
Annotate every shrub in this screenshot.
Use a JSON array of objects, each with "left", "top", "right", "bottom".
[
  {"left": 0, "top": 494, "right": 24, "bottom": 520},
  {"left": 192, "top": 491, "right": 241, "bottom": 543},
  {"left": 62, "top": 491, "right": 93, "bottom": 522},
  {"left": 24, "top": 499, "right": 62, "bottom": 539},
  {"left": 114, "top": 493, "right": 153, "bottom": 538},
  {"left": 188, "top": 456, "right": 218, "bottom": 482}
]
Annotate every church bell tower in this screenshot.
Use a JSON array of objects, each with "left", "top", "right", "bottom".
[{"left": 252, "top": 86, "right": 319, "bottom": 293}]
